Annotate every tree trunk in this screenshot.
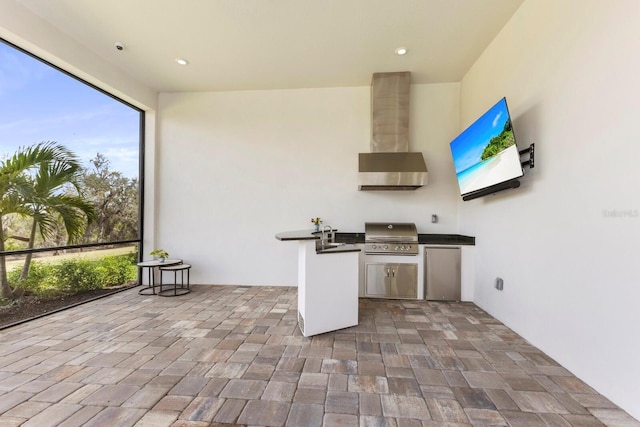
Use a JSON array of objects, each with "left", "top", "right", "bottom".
[
  {"left": 0, "top": 216, "right": 13, "bottom": 299},
  {"left": 19, "top": 219, "right": 38, "bottom": 281}
]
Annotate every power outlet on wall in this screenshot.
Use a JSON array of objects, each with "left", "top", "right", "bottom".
[{"left": 495, "top": 277, "right": 504, "bottom": 291}]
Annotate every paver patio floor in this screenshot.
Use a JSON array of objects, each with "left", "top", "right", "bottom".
[{"left": 0, "top": 285, "right": 638, "bottom": 426}]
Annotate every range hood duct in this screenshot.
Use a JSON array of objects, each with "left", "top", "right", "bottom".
[{"left": 358, "top": 72, "right": 428, "bottom": 191}]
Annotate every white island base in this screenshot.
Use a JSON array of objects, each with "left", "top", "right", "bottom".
[{"left": 297, "top": 240, "right": 359, "bottom": 337}]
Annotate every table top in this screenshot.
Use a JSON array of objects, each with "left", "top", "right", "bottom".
[
  {"left": 137, "top": 258, "right": 182, "bottom": 268},
  {"left": 159, "top": 263, "right": 191, "bottom": 270}
]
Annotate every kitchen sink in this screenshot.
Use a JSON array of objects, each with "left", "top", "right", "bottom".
[{"left": 315, "top": 240, "right": 346, "bottom": 251}]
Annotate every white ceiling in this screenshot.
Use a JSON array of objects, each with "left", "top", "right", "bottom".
[{"left": 16, "top": 0, "right": 524, "bottom": 93}]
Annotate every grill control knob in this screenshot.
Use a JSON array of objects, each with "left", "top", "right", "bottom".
[
  {"left": 383, "top": 245, "right": 388, "bottom": 250},
  {"left": 371, "top": 245, "right": 377, "bottom": 250},
  {"left": 395, "top": 246, "right": 399, "bottom": 251}
]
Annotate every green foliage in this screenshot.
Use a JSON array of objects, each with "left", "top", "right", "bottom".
[
  {"left": 8, "top": 253, "right": 137, "bottom": 298},
  {"left": 95, "top": 255, "right": 136, "bottom": 287},
  {"left": 3, "top": 240, "right": 25, "bottom": 251},
  {"left": 0, "top": 141, "right": 97, "bottom": 299},
  {"left": 0, "top": 142, "right": 84, "bottom": 298},
  {"left": 2, "top": 149, "right": 138, "bottom": 252},
  {"left": 82, "top": 153, "right": 138, "bottom": 243},
  {"left": 150, "top": 249, "right": 169, "bottom": 259},
  {"left": 55, "top": 259, "right": 101, "bottom": 293},
  {"left": 8, "top": 262, "right": 60, "bottom": 297},
  {"left": 480, "top": 119, "right": 516, "bottom": 161}
]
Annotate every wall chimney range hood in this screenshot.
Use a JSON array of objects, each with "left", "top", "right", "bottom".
[{"left": 358, "top": 72, "right": 428, "bottom": 191}]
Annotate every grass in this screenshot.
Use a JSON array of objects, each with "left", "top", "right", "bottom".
[{"left": 5, "top": 245, "right": 137, "bottom": 273}]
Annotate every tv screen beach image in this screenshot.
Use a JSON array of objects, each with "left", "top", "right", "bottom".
[{"left": 450, "top": 98, "right": 523, "bottom": 195}]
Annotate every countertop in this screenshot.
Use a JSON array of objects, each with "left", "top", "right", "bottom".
[
  {"left": 275, "top": 229, "right": 328, "bottom": 241},
  {"left": 275, "top": 229, "right": 361, "bottom": 254},
  {"left": 333, "top": 232, "right": 475, "bottom": 246},
  {"left": 276, "top": 229, "right": 475, "bottom": 249},
  {"left": 417, "top": 234, "right": 475, "bottom": 245}
]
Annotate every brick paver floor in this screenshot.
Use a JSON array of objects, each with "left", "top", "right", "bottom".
[{"left": 1, "top": 285, "right": 638, "bottom": 426}]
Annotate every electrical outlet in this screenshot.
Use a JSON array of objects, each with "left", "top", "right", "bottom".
[
  {"left": 431, "top": 214, "right": 438, "bottom": 223},
  {"left": 495, "top": 277, "right": 504, "bottom": 291}
]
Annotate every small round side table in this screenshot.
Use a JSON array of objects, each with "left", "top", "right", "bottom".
[
  {"left": 137, "top": 258, "right": 182, "bottom": 295},
  {"left": 158, "top": 263, "right": 191, "bottom": 297}
]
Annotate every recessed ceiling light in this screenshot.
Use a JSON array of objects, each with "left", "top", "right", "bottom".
[
  {"left": 175, "top": 58, "right": 189, "bottom": 65},
  {"left": 395, "top": 47, "right": 408, "bottom": 56}
]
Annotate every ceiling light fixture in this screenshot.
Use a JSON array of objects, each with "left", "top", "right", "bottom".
[
  {"left": 395, "top": 47, "right": 408, "bottom": 56},
  {"left": 175, "top": 58, "right": 189, "bottom": 65}
]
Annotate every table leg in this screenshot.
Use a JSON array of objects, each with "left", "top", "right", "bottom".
[{"left": 138, "top": 266, "right": 158, "bottom": 295}]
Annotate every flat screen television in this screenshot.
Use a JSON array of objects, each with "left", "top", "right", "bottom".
[{"left": 449, "top": 97, "right": 524, "bottom": 200}]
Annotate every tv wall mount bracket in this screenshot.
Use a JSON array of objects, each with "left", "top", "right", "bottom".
[{"left": 520, "top": 143, "right": 535, "bottom": 169}]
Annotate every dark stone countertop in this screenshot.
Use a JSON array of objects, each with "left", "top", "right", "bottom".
[
  {"left": 276, "top": 230, "right": 475, "bottom": 247},
  {"left": 418, "top": 234, "right": 475, "bottom": 245},
  {"left": 275, "top": 229, "right": 323, "bottom": 241},
  {"left": 333, "top": 232, "right": 474, "bottom": 245},
  {"left": 275, "top": 229, "right": 361, "bottom": 254}
]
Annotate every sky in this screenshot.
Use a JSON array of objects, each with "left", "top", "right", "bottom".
[
  {"left": 0, "top": 41, "right": 141, "bottom": 178},
  {"left": 449, "top": 98, "right": 510, "bottom": 174}
]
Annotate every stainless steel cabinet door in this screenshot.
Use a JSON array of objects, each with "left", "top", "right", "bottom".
[
  {"left": 365, "top": 263, "right": 390, "bottom": 297},
  {"left": 365, "top": 263, "right": 418, "bottom": 299},
  {"left": 390, "top": 263, "right": 418, "bottom": 298},
  {"left": 424, "top": 247, "right": 461, "bottom": 301}
]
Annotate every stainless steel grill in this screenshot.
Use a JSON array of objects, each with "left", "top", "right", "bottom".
[{"left": 364, "top": 222, "right": 419, "bottom": 255}]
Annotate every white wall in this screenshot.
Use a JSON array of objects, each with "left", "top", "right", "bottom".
[
  {"left": 156, "top": 83, "right": 460, "bottom": 286},
  {"left": 459, "top": 0, "right": 640, "bottom": 419}
]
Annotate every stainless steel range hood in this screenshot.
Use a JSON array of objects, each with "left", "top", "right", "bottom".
[
  {"left": 359, "top": 152, "right": 428, "bottom": 191},
  {"left": 358, "top": 72, "right": 428, "bottom": 191}
]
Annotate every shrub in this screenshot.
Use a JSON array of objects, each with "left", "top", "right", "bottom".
[
  {"left": 95, "top": 254, "right": 137, "bottom": 287},
  {"left": 8, "top": 262, "right": 59, "bottom": 297},
  {"left": 8, "top": 252, "right": 137, "bottom": 297},
  {"left": 55, "top": 259, "right": 101, "bottom": 293}
]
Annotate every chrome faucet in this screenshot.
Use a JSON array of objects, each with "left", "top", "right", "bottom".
[{"left": 321, "top": 225, "right": 333, "bottom": 245}]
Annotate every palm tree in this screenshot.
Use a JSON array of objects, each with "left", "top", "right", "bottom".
[
  {"left": 18, "top": 159, "right": 96, "bottom": 282},
  {"left": 0, "top": 142, "right": 80, "bottom": 299}
]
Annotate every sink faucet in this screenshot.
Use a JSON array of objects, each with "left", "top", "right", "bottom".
[{"left": 321, "top": 225, "right": 333, "bottom": 245}]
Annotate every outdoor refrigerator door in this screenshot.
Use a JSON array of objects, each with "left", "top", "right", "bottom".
[{"left": 424, "top": 247, "right": 461, "bottom": 301}]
